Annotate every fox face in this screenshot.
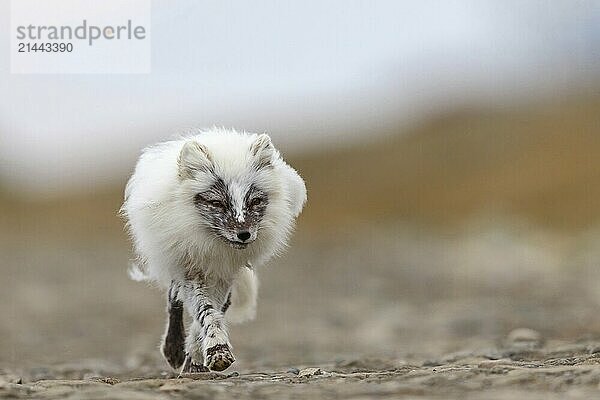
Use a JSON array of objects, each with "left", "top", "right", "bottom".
[
  {"left": 192, "top": 177, "right": 269, "bottom": 249},
  {"left": 177, "top": 133, "right": 281, "bottom": 251}
]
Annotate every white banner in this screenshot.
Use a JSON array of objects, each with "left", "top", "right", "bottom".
[{"left": 10, "top": 0, "right": 151, "bottom": 74}]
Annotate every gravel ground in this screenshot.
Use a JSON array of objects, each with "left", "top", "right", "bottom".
[
  {"left": 3, "top": 220, "right": 600, "bottom": 399},
  {"left": 5, "top": 338, "right": 600, "bottom": 399}
]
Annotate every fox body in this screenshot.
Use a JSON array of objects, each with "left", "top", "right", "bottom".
[{"left": 121, "top": 128, "right": 306, "bottom": 373}]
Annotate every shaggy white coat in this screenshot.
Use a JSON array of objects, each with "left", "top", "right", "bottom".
[{"left": 121, "top": 128, "right": 306, "bottom": 324}]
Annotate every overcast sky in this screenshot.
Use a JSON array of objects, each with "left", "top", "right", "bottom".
[{"left": 1, "top": 0, "right": 599, "bottom": 195}]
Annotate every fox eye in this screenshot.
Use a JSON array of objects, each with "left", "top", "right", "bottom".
[
  {"left": 208, "top": 200, "right": 225, "bottom": 209},
  {"left": 249, "top": 197, "right": 264, "bottom": 207},
  {"left": 194, "top": 194, "right": 225, "bottom": 209}
]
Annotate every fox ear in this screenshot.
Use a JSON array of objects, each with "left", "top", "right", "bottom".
[
  {"left": 178, "top": 141, "right": 212, "bottom": 179},
  {"left": 251, "top": 134, "right": 274, "bottom": 170}
]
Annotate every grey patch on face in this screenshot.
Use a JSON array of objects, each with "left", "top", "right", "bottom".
[
  {"left": 194, "top": 177, "right": 269, "bottom": 248},
  {"left": 193, "top": 177, "right": 231, "bottom": 211},
  {"left": 243, "top": 185, "right": 268, "bottom": 226}
]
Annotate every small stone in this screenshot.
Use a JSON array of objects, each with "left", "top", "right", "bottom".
[
  {"left": 227, "top": 371, "right": 240, "bottom": 378},
  {"left": 298, "top": 367, "right": 322, "bottom": 378},
  {"left": 286, "top": 368, "right": 300, "bottom": 375}
]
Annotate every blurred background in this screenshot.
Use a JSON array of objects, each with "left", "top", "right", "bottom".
[{"left": 2, "top": 0, "right": 600, "bottom": 376}]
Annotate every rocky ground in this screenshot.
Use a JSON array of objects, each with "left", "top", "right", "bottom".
[
  {"left": 3, "top": 218, "right": 600, "bottom": 399},
  {"left": 5, "top": 334, "right": 600, "bottom": 399}
]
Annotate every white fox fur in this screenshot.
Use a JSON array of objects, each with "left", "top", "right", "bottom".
[
  {"left": 120, "top": 128, "right": 306, "bottom": 372},
  {"left": 226, "top": 267, "right": 258, "bottom": 324}
]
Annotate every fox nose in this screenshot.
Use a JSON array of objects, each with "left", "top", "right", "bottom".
[{"left": 237, "top": 230, "right": 251, "bottom": 242}]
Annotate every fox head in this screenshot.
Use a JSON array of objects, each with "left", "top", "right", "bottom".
[{"left": 174, "top": 132, "right": 304, "bottom": 253}]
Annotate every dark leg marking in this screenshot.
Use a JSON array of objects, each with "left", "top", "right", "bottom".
[
  {"left": 221, "top": 292, "right": 232, "bottom": 313},
  {"left": 198, "top": 303, "right": 215, "bottom": 330},
  {"left": 161, "top": 282, "right": 186, "bottom": 369},
  {"left": 198, "top": 303, "right": 213, "bottom": 322}
]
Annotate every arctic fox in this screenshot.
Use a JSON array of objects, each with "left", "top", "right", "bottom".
[{"left": 120, "top": 128, "right": 306, "bottom": 373}]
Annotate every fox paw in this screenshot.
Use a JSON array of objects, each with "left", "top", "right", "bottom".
[
  {"left": 179, "top": 354, "right": 209, "bottom": 376},
  {"left": 205, "top": 344, "right": 235, "bottom": 371}
]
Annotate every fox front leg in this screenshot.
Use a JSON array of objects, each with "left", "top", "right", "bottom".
[
  {"left": 180, "top": 280, "right": 235, "bottom": 373},
  {"left": 161, "top": 281, "right": 186, "bottom": 369}
]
